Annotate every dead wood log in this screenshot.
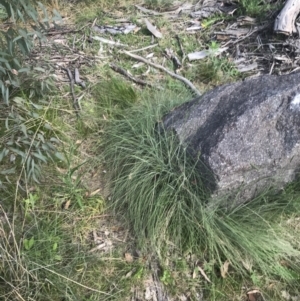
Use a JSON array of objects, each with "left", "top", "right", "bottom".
[{"left": 274, "top": 0, "right": 300, "bottom": 35}]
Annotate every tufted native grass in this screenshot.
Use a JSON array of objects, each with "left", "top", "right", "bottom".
[{"left": 101, "top": 86, "right": 300, "bottom": 286}]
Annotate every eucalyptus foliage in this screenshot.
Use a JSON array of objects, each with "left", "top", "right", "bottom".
[{"left": 0, "top": 1, "right": 62, "bottom": 186}]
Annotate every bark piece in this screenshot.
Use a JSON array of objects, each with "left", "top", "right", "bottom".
[
  {"left": 144, "top": 18, "right": 163, "bottom": 38},
  {"left": 274, "top": 0, "right": 300, "bottom": 35},
  {"left": 187, "top": 47, "right": 228, "bottom": 61}
]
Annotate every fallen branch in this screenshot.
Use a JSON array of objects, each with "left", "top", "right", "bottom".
[
  {"left": 123, "top": 50, "right": 201, "bottom": 96},
  {"left": 61, "top": 67, "right": 81, "bottom": 115},
  {"left": 274, "top": 0, "right": 300, "bottom": 35},
  {"left": 109, "top": 63, "right": 155, "bottom": 88},
  {"left": 175, "top": 34, "right": 186, "bottom": 63},
  {"left": 223, "top": 23, "right": 271, "bottom": 47},
  {"left": 92, "top": 36, "right": 128, "bottom": 47},
  {"left": 74, "top": 68, "right": 86, "bottom": 88},
  {"left": 129, "top": 43, "right": 158, "bottom": 53}
]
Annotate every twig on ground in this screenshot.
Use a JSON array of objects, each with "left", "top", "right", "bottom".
[
  {"left": 92, "top": 36, "right": 128, "bottom": 47},
  {"left": 135, "top": 4, "right": 164, "bottom": 15},
  {"left": 61, "top": 67, "right": 81, "bottom": 115},
  {"left": 129, "top": 43, "right": 158, "bottom": 53},
  {"left": 123, "top": 51, "right": 201, "bottom": 96},
  {"left": 175, "top": 35, "right": 186, "bottom": 63},
  {"left": 74, "top": 68, "right": 86, "bottom": 88},
  {"left": 223, "top": 23, "right": 271, "bottom": 47},
  {"left": 109, "top": 63, "right": 156, "bottom": 88},
  {"left": 32, "top": 262, "right": 112, "bottom": 296},
  {"left": 45, "top": 24, "right": 89, "bottom": 36},
  {"left": 165, "top": 48, "right": 182, "bottom": 72},
  {"left": 197, "top": 266, "right": 211, "bottom": 283}
]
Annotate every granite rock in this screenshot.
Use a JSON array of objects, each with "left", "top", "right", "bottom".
[{"left": 163, "top": 72, "right": 300, "bottom": 203}]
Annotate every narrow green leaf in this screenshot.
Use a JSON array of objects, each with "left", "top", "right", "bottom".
[
  {"left": 16, "top": 38, "right": 30, "bottom": 55},
  {"left": 34, "top": 67, "right": 46, "bottom": 72},
  {"left": 9, "top": 4, "right": 15, "bottom": 21},
  {"left": 0, "top": 167, "right": 16, "bottom": 175},
  {"left": 20, "top": 124, "right": 27, "bottom": 137},
  {"left": 13, "top": 97, "right": 25, "bottom": 105},
  {"left": 32, "top": 172, "right": 40, "bottom": 184},
  {"left": 45, "top": 142, "right": 56, "bottom": 151},
  {"left": 28, "top": 237, "right": 34, "bottom": 249},
  {"left": 18, "top": 68, "right": 29, "bottom": 73},
  {"left": 37, "top": 134, "right": 45, "bottom": 143},
  {"left": 50, "top": 137, "right": 60, "bottom": 144},
  {"left": 0, "top": 57, "right": 8, "bottom": 63},
  {"left": 10, "top": 80, "right": 20, "bottom": 88},
  {"left": 0, "top": 148, "right": 9, "bottom": 162},
  {"left": 54, "top": 255, "right": 62, "bottom": 261},
  {"left": 70, "top": 161, "right": 87, "bottom": 176},
  {"left": 4, "top": 61, "right": 11, "bottom": 70},
  {"left": 38, "top": 2, "right": 49, "bottom": 23},
  {"left": 4, "top": 86, "right": 9, "bottom": 105},
  {"left": 0, "top": 66, "right": 7, "bottom": 74},
  {"left": 0, "top": 81, "right": 5, "bottom": 100},
  {"left": 0, "top": 2, "right": 10, "bottom": 18},
  {"left": 41, "top": 143, "right": 50, "bottom": 151},
  {"left": 52, "top": 9, "right": 62, "bottom": 22},
  {"left": 17, "top": 9, "right": 25, "bottom": 22},
  {"left": 32, "top": 152, "right": 47, "bottom": 163},
  {"left": 26, "top": 155, "right": 32, "bottom": 173},
  {"left": 18, "top": 29, "right": 28, "bottom": 39},
  {"left": 23, "top": 239, "right": 29, "bottom": 250},
  {"left": 55, "top": 152, "right": 65, "bottom": 161},
  {"left": 10, "top": 148, "right": 26, "bottom": 158},
  {"left": 53, "top": 242, "right": 58, "bottom": 251},
  {"left": 12, "top": 58, "right": 21, "bottom": 69},
  {"left": 31, "top": 103, "right": 43, "bottom": 110},
  {"left": 31, "top": 112, "right": 40, "bottom": 118},
  {"left": 26, "top": 9, "right": 38, "bottom": 23}
]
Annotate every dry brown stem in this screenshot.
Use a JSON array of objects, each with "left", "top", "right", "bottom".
[{"left": 123, "top": 51, "right": 201, "bottom": 96}]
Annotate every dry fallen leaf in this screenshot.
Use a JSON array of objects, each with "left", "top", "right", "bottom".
[
  {"left": 125, "top": 268, "right": 135, "bottom": 278},
  {"left": 144, "top": 18, "right": 162, "bottom": 38},
  {"left": 197, "top": 266, "right": 211, "bottom": 283},
  {"left": 192, "top": 267, "right": 197, "bottom": 279},
  {"left": 125, "top": 252, "right": 134, "bottom": 263},
  {"left": 88, "top": 243, "right": 106, "bottom": 253},
  {"left": 64, "top": 200, "right": 71, "bottom": 210},
  {"left": 187, "top": 47, "right": 228, "bottom": 61},
  {"left": 90, "top": 188, "right": 101, "bottom": 196},
  {"left": 11, "top": 69, "right": 18, "bottom": 75},
  {"left": 247, "top": 289, "right": 263, "bottom": 301},
  {"left": 281, "top": 290, "right": 291, "bottom": 300},
  {"left": 220, "top": 260, "right": 230, "bottom": 278}
]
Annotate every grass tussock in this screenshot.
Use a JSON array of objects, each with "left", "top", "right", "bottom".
[{"left": 101, "top": 84, "right": 300, "bottom": 282}]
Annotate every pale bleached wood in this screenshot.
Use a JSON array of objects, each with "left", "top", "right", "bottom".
[
  {"left": 123, "top": 50, "right": 202, "bottom": 96},
  {"left": 274, "top": 0, "right": 300, "bottom": 35}
]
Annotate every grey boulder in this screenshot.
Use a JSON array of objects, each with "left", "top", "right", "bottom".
[{"left": 163, "top": 72, "right": 300, "bottom": 203}]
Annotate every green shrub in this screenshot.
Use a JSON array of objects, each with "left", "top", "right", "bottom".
[{"left": 0, "top": 0, "right": 62, "bottom": 185}]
